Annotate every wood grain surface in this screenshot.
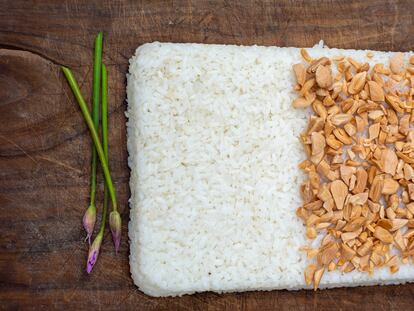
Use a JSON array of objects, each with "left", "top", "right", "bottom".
[{"left": 1, "top": 0, "right": 414, "bottom": 310}]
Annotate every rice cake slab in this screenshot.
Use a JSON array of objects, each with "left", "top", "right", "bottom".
[{"left": 127, "top": 42, "right": 414, "bottom": 297}]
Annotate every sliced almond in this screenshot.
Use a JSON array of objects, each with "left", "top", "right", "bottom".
[
  {"left": 304, "top": 264, "right": 317, "bottom": 286},
  {"left": 313, "top": 267, "right": 325, "bottom": 290},
  {"left": 374, "top": 226, "right": 393, "bottom": 244},
  {"left": 357, "top": 239, "right": 373, "bottom": 256},
  {"left": 293, "top": 63, "right": 307, "bottom": 86},
  {"left": 369, "top": 123, "right": 381, "bottom": 140},
  {"left": 353, "top": 168, "right": 368, "bottom": 194},
  {"left": 348, "top": 71, "right": 367, "bottom": 94},
  {"left": 369, "top": 175, "right": 383, "bottom": 203},
  {"left": 382, "top": 178, "right": 400, "bottom": 194},
  {"left": 330, "top": 114, "right": 353, "bottom": 126},
  {"left": 381, "top": 149, "right": 398, "bottom": 175},
  {"left": 293, "top": 97, "right": 311, "bottom": 108},
  {"left": 333, "top": 128, "right": 353, "bottom": 145},
  {"left": 330, "top": 180, "right": 348, "bottom": 210},
  {"left": 368, "top": 81, "right": 385, "bottom": 101},
  {"left": 315, "top": 65, "right": 333, "bottom": 89},
  {"left": 390, "top": 52, "right": 404, "bottom": 74}
]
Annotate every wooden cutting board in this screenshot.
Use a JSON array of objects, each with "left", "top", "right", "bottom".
[{"left": 1, "top": 1, "right": 414, "bottom": 310}]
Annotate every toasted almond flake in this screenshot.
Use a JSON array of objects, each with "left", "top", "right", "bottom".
[
  {"left": 369, "top": 175, "right": 383, "bottom": 203},
  {"left": 311, "top": 132, "right": 326, "bottom": 155},
  {"left": 315, "top": 65, "right": 333, "bottom": 89},
  {"left": 391, "top": 219, "right": 408, "bottom": 231},
  {"left": 330, "top": 114, "right": 353, "bottom": 126},
  {"left": 292, "top": 63, "right": 307, "bottom": 86},
  {"left": 343, "top": 216, "right": 365, "bottom": 232},
  {"left": 348, "top": 71, "right": 367, "bottom": 94},
  {"left": 333, "top": 128, "right": 353, "bottom": 145},
  {"left": 352, "top": 168, "right": 368, "bottom": 194},
  {"left": 367, "top": 52, "right": 374, "bottom": 58},
  {"left": 341, "top": 231, "right": 359, "bottom": 242},
  {"left": 308, "top": 57, "right": 330, "bottom": 73},
  {"left": 368, "top": 81, "right": 385, "bottom": 102},
  {"left": 381, "top": 149, "right": 398, "bottom": 175},
  {"left": 399, "top": 114, "right": 410, "bottom": 135},
  {"left": 382, "top": 178, "right": 400, "bottom": 194},
  {"left": 313, "top": 267, "right": 325, "bottom": 290},
  {"left": 374, "top": 226, "right": 393, "bottom": 244},
  {"left": 340, "top": 166, "right": 356, "bottom": 186},
  {"left": 390, "top": 52, "right": 404, "bottom": 74},
  {"left": 304, "top": 200, "right": 323, "bottom": 211},
  {"left": 407, "top": 202, "right": 414, "bottom": 215},
  {"left": 390, "top": 265, "right": 399, "bottom": 274},
  {"left": 357, "top": 239, "right": 373, "bottom": 256},
  {"left": 341, "top": 243, "right": 356, "bottom": 261},
  {"left": 304, "top": 264, "right": 317, "bottom": 286},
  {"left": 349, "top": 192, "right": 368, "bottom": 205},
  {"left": 394, "top": 230, "right": 406, "bottom": 251},
  {"left": 385, "top": 208, "right": 397, "bottom": 220},
  {"left": 318, "top": 242, "right": 339, "bottom": 265},
  {"left": 369, "top": 123, "right": 381, "bottom": 140},
  {"left": 396, "top": 151, "right": 414, "bottom": 164},
  {"left": 306, "top": 226, "right": 317, "bottom": 239},
  {"left": 330, "top": 180, "right": 348, "bottom": 210},
  {"left": 385, "top": 94, "right": 405, "bottom": 113},
  {"left": 409, "top": 183, "right": 414, "bottom": 200},
  {"left": 300, "top": 48, "right": 312, "bottom": 62},
  {"left": 293, "top": 97, "right": 311, "bottom": 108}
]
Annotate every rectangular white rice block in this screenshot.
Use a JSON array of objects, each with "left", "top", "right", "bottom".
[{"left": 127, "top": 42, "right": 414, "bottom": 297}]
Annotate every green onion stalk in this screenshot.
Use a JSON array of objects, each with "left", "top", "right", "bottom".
[
  {"left": 82, "top": 32, "right": 103, "bottom": 244},
  {"left": 61, "top": 65, "right": 119, "bottom": 273}
]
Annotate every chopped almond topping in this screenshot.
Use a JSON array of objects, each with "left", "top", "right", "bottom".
[
  {"left": 315, "top": 65, "right": 333, "bottom": 89},
  {"left": 292, "top": 51, "right": 412, "bottom": 289},
  {"left": 293, "top": 63, "right": 307, "bottom": 86}
]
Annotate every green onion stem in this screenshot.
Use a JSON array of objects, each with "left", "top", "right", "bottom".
[
  {"left": 89, "top": 31, "right": 103, "bottom": 206},
  {"left": 61, "top": 66, "right": 117, "bottom": 211},
  {"left": 99, "top": 64, "right": 109, "bottom": 235}
]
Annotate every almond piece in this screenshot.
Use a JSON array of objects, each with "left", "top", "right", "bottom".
[
  {"left": 381, "top": 149, "right": 398, "bottom": 175},
  {"left": 374, "top": 226, "right": 393, "bottom": 244},
  {"left": 344, "top": 123, "right": 357, "bottom": 137},
  {"left": 311, "top": 132, "right": 326, "bottom": 155},
  {"left": 300, "top": 48, "right": 312, "bottom": 62},
  {"left": 330, "top": 113, "right": 353, "bottom": 126},
  {"left": 348, "top": 71, "right": 367, "bottom": 94},
  {"left": 369, "top": 175, "right": 383, "bottom": 203},
  {"left": 357, "top": 239, "right": 373, "bottom": 256},
  {"left": 349, "top": 192, "right": 368, "bottom": 205},
  {"left": 313, "top": 267, "right": 325, "bottom": 290},
  {"left": 390, "top": 52, "right": 404, "bottom": 74},
  {"left": 306, "top": 226, "right": 317, "bottom": 239},
  {"left": 330, "top": 180, "right": 348, "bottom": 210},
  {"left": 382, "top": 178, "right": 400, "bottom": 195},
  {"left": 391, "top": 219, "right": 408, "bottom": 231},
  {"left": 333, "top": 128, "right": 353, "bottom": 145},
  {"left": 341, "top": 243, "right": 356, "bottom": 261},
  {"left": 368, "top": 81, "right": 385, "bottom": 102},
  {"left": 340, "top": 165, "right": 356, "bottom": 185},
  {"left": 352, "top": 168, "right": 368, "bottom": 194},
  {"left": 304, "top": 264, "right": 317, "bottom": 286},
  {"left": 315, "top": 65, "right": 333, "bottom": 89},
  {"left": 326, "top": 134, "right": 343, "bottom": 150},
  {"left": 293, "top": 63, "right": 307, "bottom": 86},
  {"left": 293, "top": 97, "right": 311, "bottom": 108},
  {"left": 318, "top": 242, "right": 339, "bottom": 265},
  {"left": 408, "top": 183, "right": 414, "bottom": 200},
  {"left": 369, "top": 123, "right": 380, "bottom": 140}
]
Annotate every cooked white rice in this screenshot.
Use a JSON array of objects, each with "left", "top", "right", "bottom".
[{"left": 127, "top": 42, "right": 414, "bottom": 297}]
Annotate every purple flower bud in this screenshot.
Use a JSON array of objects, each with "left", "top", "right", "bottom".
[
  {"left": 83, "top": 205, "right": 96, "bottom": 244},
  {"left": 109, "top": 211, "right": 122, "bottom": 253},
  {"left": 86, "top": 234, "right": 103, "bottom": 274}
]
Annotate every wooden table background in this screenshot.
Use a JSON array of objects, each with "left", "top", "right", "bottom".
[{"left": 1, "top": 0, "right": 414, "bottom": 310}]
